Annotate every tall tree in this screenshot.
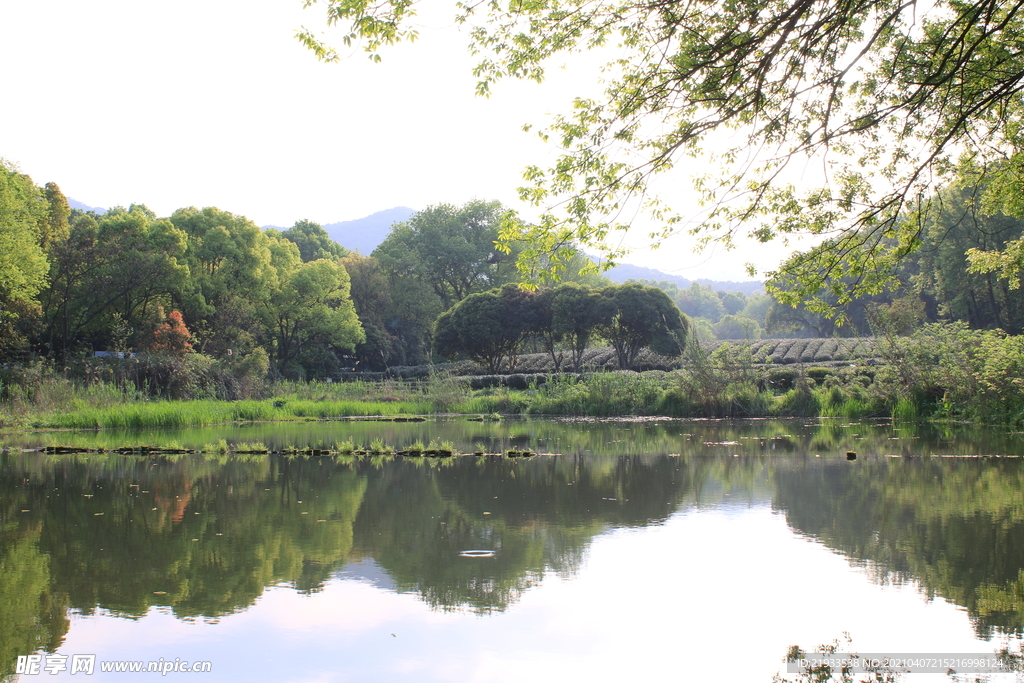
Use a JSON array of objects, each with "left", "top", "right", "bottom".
[
  {"left": 550, "top": 283, "right": 606, "bottom": 372},
  {"left": 434, "top": 285, "right": 541, "bottom": 373},
  {"left": 41, "top": 182, "right": 70, "bottom": 251},
  {"left": 374, "top": 201, "right": 518, "bottom": 310},
  {"left": 339, "top": 253, "right": 398, "bottom": 370},
  {"left": 276, "top": 219, "right": 348, "bottom": 263},
  {"left": 40, "top": 205, "right": 189, "bottom": 358},
  {"left": 0, "top": 161, "right": 47, "bottom": 356},
  {"left": 301, "top": 0, "right": 1024, "bottom": 305},
  {"left": 170, "top": 206, "right": 278, "bottom": 355},
  {"left": 267, "top": 257, "right": 364, "bottom": 378}
]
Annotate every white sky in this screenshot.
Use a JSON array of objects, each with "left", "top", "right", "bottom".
[{"left": 0, "top": 0, "right": 803, "bottom": 281}]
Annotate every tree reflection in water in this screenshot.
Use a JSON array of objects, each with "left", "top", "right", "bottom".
[{"left": 2, "top": 417, "right": 1023, "bottom": 679}]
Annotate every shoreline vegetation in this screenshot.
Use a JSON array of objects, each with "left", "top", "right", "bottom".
[{"left": 3, "top": 323, "right": 1024, "bottom": 433}]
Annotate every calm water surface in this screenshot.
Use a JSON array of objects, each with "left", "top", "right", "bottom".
[{"left": 3, "top": 418, "right": 1024, "bottom": 682}]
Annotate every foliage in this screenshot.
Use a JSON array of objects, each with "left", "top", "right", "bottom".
[
  {"left": 40, "top": 182, "right": 70, "bottom": 251},
  {"left": 873, "top": 322, "right": 1024, "bottom": 426},
  {"left": 435, "top": 282, "right": 689, "bottom": 373},
  {"left": 374, "top": 200, "right": 518, "bottom": 310},
  {"left": 340, "top": 253, "right": 401, "bottom": 370},
  {"left": 0, "top": 160, "right": 48, "bottom": 353},
  {"left": 713, "top": 314, "right": 762, "bottom": 340},
  {"left": 267, "top": 257, "right": 364, "bottom": 377},
  {"left": 300, "top": 0, "right": 1024, "bottom": 301},
  {"left": 596, "top": 283, "right": 688, "bottom": 369},
  {"left": 768, "top": 178, "right": 1024, "bottom": 330},
  {"left": 150, "top": 309, "right": 193, "bottom": 356},
  {"left": 171, "top": 205, "right": 279, "bottom": 357},
  {"left": 276, "top": 219, "right": 348, "bottom": 262},
  {"left": 550, "top": 283, "right": 606, "bottom": 371},
  {"left": 435, "top": 285, "right": 540, "bottom": 373},
  {"left": 40, "top": 205, "right": 189, "bottom": 360},
  {"left": 368, "top": 200, "right": 526, "bottom": 364}
]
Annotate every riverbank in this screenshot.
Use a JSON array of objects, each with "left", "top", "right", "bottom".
[
  {"left": 4, "top": 323, "right": 1023, "bottom": 430},
  {"left": 0, "top": 365, "right": 942, "bottom": 431}
]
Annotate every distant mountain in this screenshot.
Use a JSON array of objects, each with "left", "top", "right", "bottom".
[
  {"left": 604, "top": 262, "right": 763, "bottom": 295},
  {"left": 67, "top": 198, "right": 107, "bottom": 215},
  {"left": 321, "top": 207, "right": 415, "bottom": 255},
  {"left": 605, "top": 263, "right": 692, "bottom": 288}
]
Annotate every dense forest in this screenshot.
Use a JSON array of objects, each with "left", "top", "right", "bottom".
[
  {"left": 0, "top": 161, "right": 684, "bottom": 388},
  {"left": 4, "top": 159, "right": 1024, "bottom": 401}
]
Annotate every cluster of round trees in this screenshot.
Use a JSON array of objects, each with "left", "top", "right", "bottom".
[{"left": 433, "top": 282, "right": 688, "bottom": 373}]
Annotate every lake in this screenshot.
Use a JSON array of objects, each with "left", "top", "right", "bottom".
[{"left": 3, "top": 417, "right": 1024, "bottom": 682}]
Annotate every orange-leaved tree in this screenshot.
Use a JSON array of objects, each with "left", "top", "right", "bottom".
[{"left": 151, "top": 309, "right": 193, "bottom": 356}]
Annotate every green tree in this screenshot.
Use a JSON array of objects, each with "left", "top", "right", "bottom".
[
  {"left": 373, "top": 201, "right": 524, "bottom": 364},
  {"left": 597, "top": 284, "right": 688, "bottom": 369},
  {"left": 780, "top": 178, "right": 1024, "bottom": 334},
  {"left": 717, "top": 291, "right": 746, "bottom": 317},
  {"left": 434, "top": 285, "right": 540, "bottom": 373},
  {"left": 374, "top": 201, "right": 518, "bottom": 310},
  {"left": 40, "top": 205, "right": 189, "bottom": 359},
  {"left": 170, "top": 206, "right": 278, "bottom": 355},
  {"left": 0, "top": 161, "right": 48, "bottom": 355},
  {"left": 276, "top": 219, "right": 348, "bottom": 263},
  {"left": 674, "top": 283, "right": 727, "bottom": 323},
  {"left": 267, "top": 257, "right": 364, "bottom": 378},
  {"left": 713, "top": 315, "right": 762, "bottom": 340},
  {"left": 339, "top": 253, "right": 398, "bottom": 370},
  {"left": 41, "top": 182, "right": 70, "bottom": 251},
  {"left": 738, "top": 294, "right": 772, "bottom": 328},
  {"left": 551, "top": 283, "right": 606, "bottom": 372},
  {"left": 299, "top": 0, "right": 1024, "bottom": 300}
]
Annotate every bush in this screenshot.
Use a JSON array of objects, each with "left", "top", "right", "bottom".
[
  {"left": 805, "top": 367, "right": 835, "bottom": 385},
  {"left": 765, "top": 367, "right": 798, "bottom": 391}
]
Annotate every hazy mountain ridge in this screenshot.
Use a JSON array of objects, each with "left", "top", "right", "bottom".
[
  {"left": 321, "top": 206, "right": 416, "bottom": 255},
  {"left": 602, "top": 262, "right": 763, "bottom": 295},
  {"left": 68, "top": 198, "right": 107, "bottom": 214},
  {"left": 264, "top": 207, "right": 416, "bottom": 255}
]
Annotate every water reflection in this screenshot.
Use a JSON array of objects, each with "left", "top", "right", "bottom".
[
  {"left": 2, "top": 418, "right": 1024, "bottom": 680},
  {"left": 774, "top": 456, "right": 1024, "bottom": 638}
]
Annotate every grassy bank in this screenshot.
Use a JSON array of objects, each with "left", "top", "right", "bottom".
[
  {"left": 35, "top": 398, "right": 434, "bottom": 430},
  {"left": 4, "top": 323, "right": 1024, "bottom": 430},
  {"left": 0, "top": 364, "right": 929, "bottom": 430},
  {"left": 0, "top": 373, "right": 458, "bottom": 430}
]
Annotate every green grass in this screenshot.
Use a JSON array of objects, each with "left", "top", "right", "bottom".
[
  {"left": 30, "top": 397, "right": 434, "bottom": 430},
  {"left": 891, "top": 397, "right": 919, "bottom": 421},
  {"left": 4, "top": 350, "right": 1005, "bottom": 431},
  {"left": 202, "top": 439, "right": 230, "bottom": 453}
]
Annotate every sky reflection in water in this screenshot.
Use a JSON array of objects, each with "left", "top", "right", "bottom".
[{"left": 3, "top": 418, "right": 1023, "bottom": 682}]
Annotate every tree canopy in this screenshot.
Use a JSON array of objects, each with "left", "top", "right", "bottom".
[
  {"left": 0, "top": 161, "right": 48, "bottom": 335},
  {"left": 299, "top": 0, "right": 1024, "bottom": 304},
  {"left": 0, "top": 163, "right": 51, "bottom": 357},
  {"left": 276, "top": 219, "right": 349, "bottom": 263},
  {"left": 434, "top": 282, "right": 688, "bottom": 371},
  {"left": 374, "top": 200, "right": 518, "bottom": 309},
  {"left": 597, "top": 283, "right": 689, "bottom": 369}
]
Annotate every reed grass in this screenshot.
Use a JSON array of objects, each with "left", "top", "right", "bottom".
[
  {"left": 891, "top": 397, "right": 919, "bottom": 421},
  {"left": 30, "top": 397, "right": 433, "bottom": 430}
]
